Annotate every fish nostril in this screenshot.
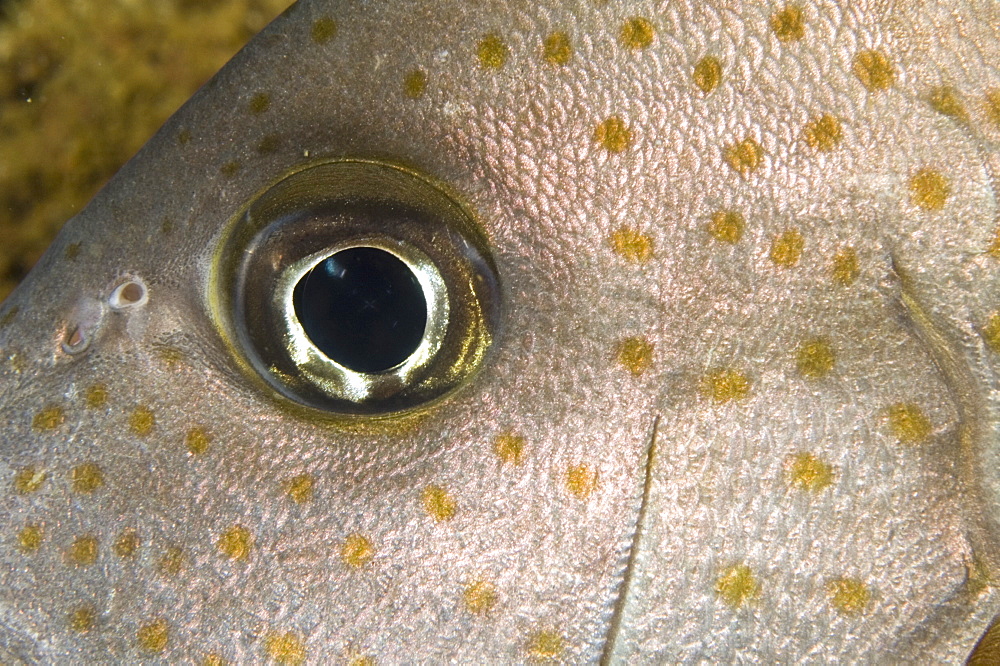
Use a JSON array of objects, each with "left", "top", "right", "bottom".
[{"left": 109, "top": 278, "right": 148, "bottom": 310}]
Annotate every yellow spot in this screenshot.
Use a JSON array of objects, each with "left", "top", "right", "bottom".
[
  {"left": 887, "top": 403, "right": 932, "bottom": 444},
  {"left": 71, "top": 463, "right": 103, "bottom": 493},
  {"left": 65, "top": 243, "right": 81, "bottom": 260},
  {"left": 477, "top": 34, "right": 509, "bottom": 70},
  {"left": 708, "top": 210, "right": 744, "bottom": 244},
  {"left": 345, "top": 656, "right": 374, "bottom": 666},
  {"left": 853, "top": 49, "right": 894, "bottom": 91},
  {"left": 987, "top": 228, "right": 1000, "bottom": 259},
  {"left": 184, "top": 427, "right": 212, "bottom": 456},
  {"left": 527, "top": 630, "right": 564, "bottom": 662},
  {"left": 724, "top": 137, "right": 764, "bottom": 175},
  {"left": 161, "top": 218, "right": 174, "bottom": 235},
  {"left": 796, "top": 337, "right": 835, "bottom": 379},
  {"left": 257, "top": 135, "right": 280, "bottom": 154},
  {"left": 595, "top": 116, "right": 632, "bottom": 153},
  {"left": 285, "top": 474, "right": 314, "bottom": 504},
  {"left": 715, "top": 563, "right": 759, "bottom": 607},
  {"left": 157, "top": 346, "right": 186, "bottom": 368},
  {"left": 770, "top": 228, "right": 804, "bottom": 267},
  {"left": 221, "top": 161, "right": 241, "bottom": 177},
  {"left": 610, "top": 227, "right": 653, "bottom": 262},
  {"left": 0, "top": 305, "right": 18, "bottom": 328},
  {"left": 18, "top": 524, "right": 43, "bottom": 553},
  {"left": 493, "top": 433, "right": 526, "bottom": 464},
  {"left": 982, "top": 313, "right": 1000, "bottom": 353},
  {"left": 803, "top": 114, "right": 842, "bottom": 151},
  {"left": 159, "top": 546, "right": 185, "bottom": 576},
  {"left": 785, "top": 452, "right": 834, "bottom": 491},
  {"left": 771, "top": 4, "right": 805, "bottom": 42},
  {"left": 185, "top": 427, "right": 212, "bottom": 455},
  {"left": 178, "top": 129, "right": 192, "bottom": 145},
  {"left": 341, "top": 533, "right": 374, "bottom": 569},
  {"left": 832, "top": 247, "right": 859, "bottom": 285},
  {"left": 616, "top": 337, "right": 654, "bottom": 377},
  {"left": 464, "top": 579, "right": 497, "bottom": 614},
  {"left": 13, "top": 466, "right": 46, "bottom": 494},
  {"left": 701, "top": 369, "right": 752, "bottom": 404},
  {"left": 403, "top": 69, "right": 427, "bottom": 99},
  {"left": 68, "top": 535, "right": 99, "bottom": 567},
  {"left": 266, "top": 632, "right": 306, "bottom": 665},
  {"left": 217, "top": 525, "right": 252, "bottom": 560},
  {"left": 129, "top": 406, "right": 156, "bottom": 436},
  {"left": 69, "top": 605, "right": 95, "bottom": 633},
  {"left": 566, "top": 464, "right": 598, "bottom": 499},
  {"left": 311, "top": 17, "right": 337, "bottom": 44},
  {"left": 114, "top": 530, "right": 139, "bottom": 558},
  {"left": 138, "top": 618, "right": 170, "bottom": 654},
  {"left": 249, "top": 92, "right": 271, "bottom": 114},
  {"left": 928, "top": 86, "right": 968, "bottom": 122},
  {"left": 909, "top": 168, "right": 950, "bottom": 211},
  {"left": 84, "top": 384, "right": 108, "bottom": 409},
  {"left": 985, "top": 89, "right": 1000, "bottom": 129},
  {"left": 693, "top": 56, "right": 722, "bottom": 93},
  {"left": 422, "top": 485, "right": 457, "bottom": 521},
  {"left": 620, "top": 17, "right": 654, "bottom": 50},
  {"left": 32, "top": 405, "right": 64, "bottom": 431},
  {"left": 202, "top": 654, "right": 226, "bottom": 666},
  {"left": 826, "top": 577, "right": 870, "bottom": 615},
  {"left": 543, "top": 31, "right": 572, "bottom": 65}
]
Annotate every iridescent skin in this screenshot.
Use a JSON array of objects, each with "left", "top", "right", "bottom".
[{"left": 1, "top": 0, "right": 1000, "bottom": 662}]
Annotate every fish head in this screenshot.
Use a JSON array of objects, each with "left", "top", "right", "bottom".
[{"left": 2, "top": 0, "right": 1000, "bottom": 662}]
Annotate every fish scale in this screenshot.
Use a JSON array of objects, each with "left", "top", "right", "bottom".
[{"left": 1, "top": 0, "right": 1000, "bottom": 662}]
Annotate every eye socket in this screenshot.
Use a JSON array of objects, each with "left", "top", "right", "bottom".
[{"left": 212, "top": 159, "right": 500, "bottom": 416}]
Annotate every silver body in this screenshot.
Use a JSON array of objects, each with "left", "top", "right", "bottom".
[{"left": 1, "top": 0, "right": 1000, "bottom": 662}]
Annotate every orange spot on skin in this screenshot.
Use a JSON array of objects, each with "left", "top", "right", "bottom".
[
  {"left": 13, "top": 466, "right": 46, "bottom": 494},
  {"left": 771, "top": 4, "right": 805, "bottom": 42},
  {"left": 770, "top": 229, "right": 804, "bottom": 267},
  {"left": 724, "top": 137, "right": 764, "bottom": 175},
  {"left": 422, "top": 485, "right": 457, "bottom": 521},
  {"left": 853, "top": 50, "right": 894, "bottom": 91},
  {"left": 566, "top": 464, "right": 598, "bottom": 499},
  {"left": 707, "top": 210, "right": 744, "bottom": 244},
  {"left": 595, "top": 116, "right": 632, "bottom": 153},
  {"left": 610, "top": 227, "right": 653, "bottom": 262},
  {"left": 493, "top": 433, "right": 525, "bottom": 464},
  {"left": 32, "top": 405, "right": 64, "bottom": 431},
  {"left": 832, "top": 247, "right": 859, "bottom": 285},
  {"left": 620, "top": 17, "right": 654, "bottom": 49},
  {"left": 341, "top": 534, "right": 374, "bottom": 568},
  {"left": 217, "top": 525, "right": 252, "bottom": 560},
  {"left": 827, "top": 577, "right": 870, "bottom": 615},
  {"left": 464, "top": 579, "right": 497, "bottom": 614},
  {"left": 477, "top": 34, "right": 508, "bottom": 69},
  {"left": 910, "top": 169, "right": 950, "bottom": 210},
  {"left": 616, "top": 337, "right": 654, "bottom": 376},
  {"left": 71, "top": 463, "right": 103, "bottom": 493},
  {"left": 543, "top": 32, "right": 572, "bottom": 65},
  {"left": 715, "top": 563, "right": 759, "bottom": 607},
  {"left": 693, "top": 56, "right": 722, "bottom": 93},
  {"left": 266, "top": 632, "right": 306, "bottom": 665}
]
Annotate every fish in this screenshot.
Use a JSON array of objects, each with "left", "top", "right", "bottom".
[{"left": 1, "top": 0, "right": 1000, "bottom": 662}]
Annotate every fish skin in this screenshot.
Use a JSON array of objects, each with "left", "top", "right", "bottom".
[{"left": 1, "top": 0, "right": 1000, "bottom": 662}]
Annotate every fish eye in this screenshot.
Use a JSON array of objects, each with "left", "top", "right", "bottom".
[{"left": 212, "top": 159, "right": 500, "bottom": 416}]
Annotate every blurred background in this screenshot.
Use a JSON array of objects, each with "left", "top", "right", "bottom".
[{"left": 0, "top": 0, "right": 294, "bottom": 299}]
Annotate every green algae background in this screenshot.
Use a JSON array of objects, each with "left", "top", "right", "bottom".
[{"left": 0, "top": 0, "right": 294, "bottom": 299}]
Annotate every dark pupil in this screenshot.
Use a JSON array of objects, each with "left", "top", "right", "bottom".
[{"left": 293, "top": 247, "right": 427, "bottom": 373}]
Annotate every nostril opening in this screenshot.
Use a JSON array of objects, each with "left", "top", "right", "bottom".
[{"left": 109, "top": 277, "right": 148, "bottom": 310}]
